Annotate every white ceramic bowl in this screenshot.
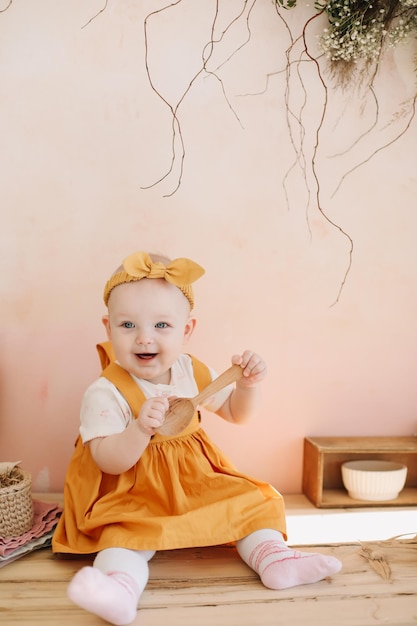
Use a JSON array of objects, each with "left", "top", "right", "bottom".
[{"left": 341, "top": 460, "right": 407, "bottom": 501}]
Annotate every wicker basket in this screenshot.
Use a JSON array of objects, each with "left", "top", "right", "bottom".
[{"left": 0, "top": 466, "right": 34, "bottom": 539}]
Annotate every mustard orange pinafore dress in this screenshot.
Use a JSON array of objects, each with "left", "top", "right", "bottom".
[{"left": 52, "top": 347, "right": 287, "bottom": 555}]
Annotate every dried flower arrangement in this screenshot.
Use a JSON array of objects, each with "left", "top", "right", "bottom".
[
  {"left": 275, "top": 0, "right": 417, "bottom": 76},
  {"left": 318, "top": 0, "right": 417, "bottom": 61}
]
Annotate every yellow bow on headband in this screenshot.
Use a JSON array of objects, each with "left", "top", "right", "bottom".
[
  {"left": 103, "top": 251, "right": 205, "bottom": 309},
  {"left": 123, "top": 252, "right": 205, "bottom": 286}
]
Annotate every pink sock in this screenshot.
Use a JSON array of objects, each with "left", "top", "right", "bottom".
[
  {"left": 236, "top": 529, "right": 342, "bottom": 590},
  {"left": 67, "top": 566, "right": 139, "bottom": 626}
]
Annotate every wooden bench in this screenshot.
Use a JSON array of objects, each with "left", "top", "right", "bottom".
[{"left": 1, "top": 494, "right": 415, "bottom": 625}]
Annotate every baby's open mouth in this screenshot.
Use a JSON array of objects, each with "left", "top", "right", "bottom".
[{"left": 136, "top": 353, "right": 157, "bottom": 360}]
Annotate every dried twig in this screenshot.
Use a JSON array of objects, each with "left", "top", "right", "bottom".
[{"left": 358, "top": 533, "right": 417, "bottom": 580}]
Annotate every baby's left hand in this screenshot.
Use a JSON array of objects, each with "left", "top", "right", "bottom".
[{"left": 232, "top": 350, "right": 267, "bottom": 387}]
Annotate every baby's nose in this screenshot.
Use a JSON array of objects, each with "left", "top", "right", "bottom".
[{"left": 135, "top": 331, "right": 154, "bottom": 345}]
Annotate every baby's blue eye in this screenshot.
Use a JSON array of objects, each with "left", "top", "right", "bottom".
[
  {"left": 123, "top": 322, "right": 135, "bottom": 329},
  {"left": 155, "top": 322, "right": 168, "bottom": 329}
]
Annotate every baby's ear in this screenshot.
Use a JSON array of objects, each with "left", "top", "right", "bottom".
[
  {"left": 184, "top": 316, "right": 197, "bottom": 342},
  {"left": 102, "top": 315, "right": 112, "bottom": 340}
]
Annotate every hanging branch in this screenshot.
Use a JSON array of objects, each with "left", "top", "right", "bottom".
[
  {"left": 0, "top": 0, "right": 13, "bottom": 13},
  {"left": 302, "top": 14, "right": 354, "bottom": 306},
  {"left": 141, "top": 0, "right": 251, "bottom": 196},
  {"left": 331, "top": 92, "right": 417, "bottom": 198},
  {"left": 278, "top": 5, "right": 313, "bottom": 222},
  {"left": 81, "top": 0, "right": 108, "bottom": 29},
  {"left": 278, "top": 7, "right": 354, "bottom": 305}
]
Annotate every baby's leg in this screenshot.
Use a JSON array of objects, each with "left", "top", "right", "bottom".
[
  {"left": 236, "top": 529, "right": 341, "bottom": 590},
  {"left": 67, "top": 547, "right": 155, "bottom": 626}
]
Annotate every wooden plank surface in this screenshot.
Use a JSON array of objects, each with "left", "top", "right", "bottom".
[{"left": 1, "top": 541, "right": 416, "bottom": 626}]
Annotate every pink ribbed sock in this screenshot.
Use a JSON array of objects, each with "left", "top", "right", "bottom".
[
  {"left": 67, "top": 566, "right": 140, "bottom": 625},
  {"left": 236, "top": 529, "right": 342, "bottom": 590},
  {"left": 67, "top": 548, "right": 154, "bottom": 625}
]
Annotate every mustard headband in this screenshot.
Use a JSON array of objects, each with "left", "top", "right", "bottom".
[{"left": 103, "top": 251, "right": 205, "bottom": 310}]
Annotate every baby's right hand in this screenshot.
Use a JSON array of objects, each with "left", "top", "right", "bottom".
[{"left": 137, "top": 397, "right": 169, "bottom": 436}]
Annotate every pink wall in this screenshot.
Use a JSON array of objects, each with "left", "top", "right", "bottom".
[{"left": 1, "top": 1, "right": 417, "bottom": 494}]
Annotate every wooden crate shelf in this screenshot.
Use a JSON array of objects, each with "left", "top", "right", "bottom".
[{"left": 302, "top": 436, "right": 417, "bottom": 508}]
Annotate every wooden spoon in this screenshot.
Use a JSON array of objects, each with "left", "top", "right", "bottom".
[{"left": 157, "top": 364, "right": 243, "bottom": 436}]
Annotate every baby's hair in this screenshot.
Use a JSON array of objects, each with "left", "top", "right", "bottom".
[
  {"left": 147, "top": 252, "right": 172, "bottom": 265},
  {"left": 112, "top": 252, "right": 172, "bottom": 276}
]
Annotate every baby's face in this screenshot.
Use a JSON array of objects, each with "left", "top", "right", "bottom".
[{"left": 103, "top": 278, "right": 195, "bottom": 385}]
